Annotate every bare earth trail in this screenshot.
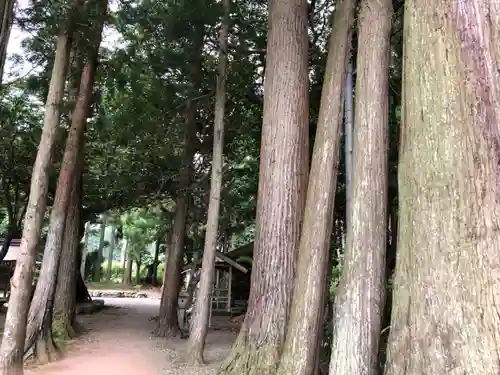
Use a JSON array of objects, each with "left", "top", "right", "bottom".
[{"left": 25, "top": 298, "right": 237, "bottom": 375}]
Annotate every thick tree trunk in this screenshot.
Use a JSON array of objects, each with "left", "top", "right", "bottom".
[
  {"left": 218, "top": 0, "right": 309, "bottom": 373},
  {"left": 276, "top": 1, "right": 356, "bottom": 374},
  {"left": 385, "top": 1, "right": 500, "bottom": 374},
  {"left": 185, "top": 0, "right": 229, "bottom": 364},
  {"left": 24, "top": 1, "right": 106, "bottom": 361},
  {"left": 0, "top": 1, "right": 83, "bottom": 372},
  {"left": 0, "top": 0, "right": 14, "bottom": 84},
  {"left": 93, "top": 215, "right": 106, "bottom": 282},
  {"left": 329, "top": 1, "right": 391, "bottom": 374},
  {"left": 53, "top": 158, "right": 83, "bottom": 340}
]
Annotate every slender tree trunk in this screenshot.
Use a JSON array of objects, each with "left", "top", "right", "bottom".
[
  {"left": 93, "top": 215, "right": 106, "bottom": 282},
  {"left": 135, "top": 260, "right": 141, "bottom": 284},
  {"left": 155, "top": 137, "right": 192, "bottom": 337},
  {"left": 186, "top": 0, "right": 229, "bottom": 364},
  {"left": 120, "top": 238, "right": 127, "bottom": 271},
  {"left": 0, "top": 1, "right": 83, "bottom": 372},
  {"left": 218, "top": 0, "right": 309, "bottom": 373},
  {"left": 106, "top": 226, "right": 115, "bottom": 280},
  {"left": 0, "top": 0, "right": 14, "bottom": 84},
  {"left": 80, "top": 221, "right": 90, "bottom": 278},
  {"left": 24, "top": 1, "right": 106, "bottom": 361},
  {"left": 156, "top": 35, "right": 203, "bottom": 338},
  {"left": 276, "top": 1, "right": 356, "bottom": 373},
  {"left": 329, "top": 1, "right": 391, "bottom": 374},
  {"left": 53, "top": 151, "right": 83, "bottom": 340},
  {"left": 123, "top": 249, "right": 132, "bottom": 285},
  {"left": 385, "top": 1, "right": 500, "bottom": 374},
  {"left": 151, "top": 233, "right": 163, "bottom": 284}
]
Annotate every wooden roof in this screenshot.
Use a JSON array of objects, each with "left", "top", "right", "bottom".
[{"left": 0, "top": 239, "right": 22, "bottom": 262}]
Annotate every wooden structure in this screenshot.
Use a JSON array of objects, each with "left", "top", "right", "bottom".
[
  {"left": 0, "top": 239, "right": 21, "bottom": 299},
  {"left": 0, "top": 238, "right": 44, "bottom": 301},
  {"left": 178, "top": 248, "right": 251, "bottom": 329}
]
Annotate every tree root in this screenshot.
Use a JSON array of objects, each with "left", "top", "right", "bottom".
[
  {"left": 153, "top": 321, "right": 179, "bottom": 338},
  {"left": 182, "top": 343, "right": 206, "bottom": 366},
  {"left": 24, "top": 329, "right": 60, "bottom": 366},
  {"left": 217, "top": 332, "right": 281, "bottom": 375}
]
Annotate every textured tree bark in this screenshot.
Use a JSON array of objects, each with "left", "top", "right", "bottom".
[
  {"left": 385, "top": 1, "right": 500, "bottom": 374},
  {"left": 329, "top": 0, "right": 392, "bottom": 374},
  {"left": 185, "top": 0, "right": 229, "bottom": 364},
  {"left": 24, "top": 0, "right": 106, "bottom": 362},
  {"left": 0, "top": 1, "right": 84, "bottom": 372},
  {"left": 0, "top": 0, "right": 14, "bottom": 84},
  {"left": 53, "top": 156, "right": 83, "bottom": 340},
  {"left": 276, "top": 1, "right": 356, "bottom": 374},
  {"left": 218, "top": 0, "right": 309, "bottom": 373}
]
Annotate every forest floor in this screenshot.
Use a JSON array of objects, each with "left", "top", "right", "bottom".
[{"left": 24, "top": 298, "right": 238, "bottom": 375}]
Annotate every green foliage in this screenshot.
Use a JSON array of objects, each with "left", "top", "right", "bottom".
[{"left": 121, "top": 207, "right": 161, "bottom": 262}]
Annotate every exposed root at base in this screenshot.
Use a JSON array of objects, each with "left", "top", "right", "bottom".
[
  {"left": 0, "top": 359, "right": 24, "bottom": 375},
  {"left": 24, "top": 330, "right": 61, "bottom": 366},
  {"left": 217, "top": 334, "right": 281, "bottom": 375},
  {"left": 182, "top": 345, "right": 206, "bottom": 366},
  {"left": 153, "top": 322, "right": 180, "bottom": 338}
]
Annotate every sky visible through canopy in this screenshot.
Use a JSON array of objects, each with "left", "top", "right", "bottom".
[{"left": 4, "top": 0, "right": 122, "bottom": 83}]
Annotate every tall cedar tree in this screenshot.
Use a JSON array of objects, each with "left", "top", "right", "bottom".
[
  {"left": 24, "top": 0, "right": 107, "bottom": 362},
  {"left": 385, "top": 0, "right": 500, "bottom": 374},
  {"left": 0, "top": 1, "right": 84, "bottom": 373},
  {"left": 329, "top": 0, "right": 392, "bottom": 373},
  {"left": 52, "top": 40, "right": 84, "bottom": 340},
  {"left": 185, "top": 0, "right": 230, "bottom": 364},
  {"left": 218, "top": 0, "right": 309, "bottom": 373},
  {"left": 276, "top": 0, "right": 357, "bottom": 373},
  {"left": 155, "top": 33, "right": 204, "bottom": 338}
]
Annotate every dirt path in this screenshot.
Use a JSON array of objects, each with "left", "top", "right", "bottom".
[{"left": 25, "top": 298, "right": 237, "bottom": 375}]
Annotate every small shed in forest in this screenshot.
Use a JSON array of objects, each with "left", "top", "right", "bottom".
[
  {"left": 0, "top": 238, "right": 21, "bottom": 298},
  {"left": 180, "top": 244, "right": 254, "bottom": 316},
  {"left": 181, "top": 249, "right": 250, "bottom": 314},
  {"left": 0, "top": 239, "right": 44, "bottom": 299},
  {"left": 1, "top": 238, "right": 22, "bottom": 262}
]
